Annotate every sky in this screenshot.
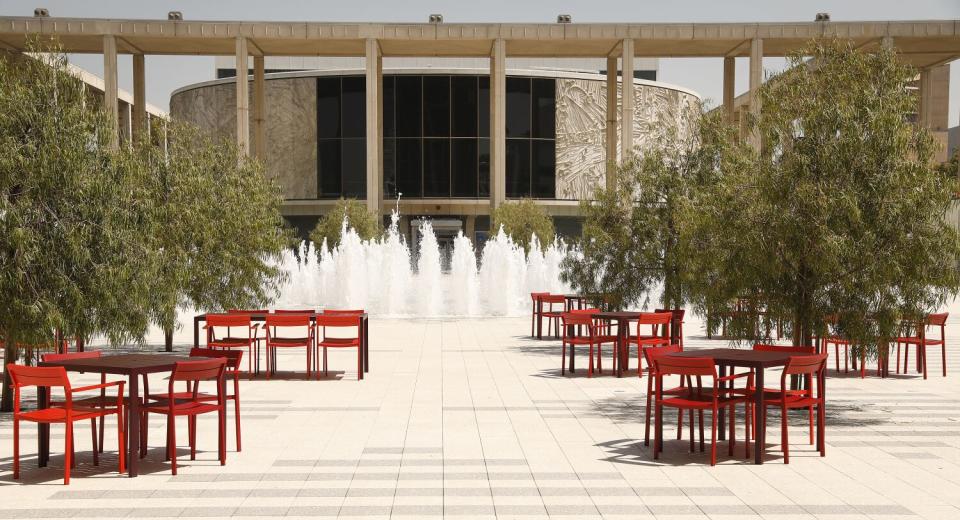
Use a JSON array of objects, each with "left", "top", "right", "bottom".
[{"left": 2, "top": 0, "right": 959, "bottom": 125}]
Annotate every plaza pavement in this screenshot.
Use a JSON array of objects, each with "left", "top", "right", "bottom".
[{"left": 1, "top": 312, "right": 960, "bottom": 520}]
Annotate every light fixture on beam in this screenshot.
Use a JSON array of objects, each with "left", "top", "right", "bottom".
[
  {"left": 557, "top": 14, "right": 572, "bottom": 24},
  {"left": 815, "top": 12, "right": 830, "bottom": 22},
  {"left": 34, "top": 7, "right": 49, "bottom": 17},
  {"left": 428, "top": 14, "right": 443, "bottom": 24},
  {"left": 168, "top": 11, "right": 183, "bottom": 21}
]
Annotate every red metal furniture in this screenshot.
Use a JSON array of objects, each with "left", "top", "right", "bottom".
[
  {"left": 642, "top": 344, "right": 691, "bottom": 449},
  {"left": 316, "top": 313, "right": 363, "bottom": 380},
  {"left": 228, "top": 309, "right": 267, "bottom": 374},
  {"left": 655, "top": 308, "right": 685, "bottom": 348},
  {"left": 141, "top": 358, "right": 227, "bottom": 475},
  {"left": 653, "top": 356, "right": 753, "bottom": 465},
  {"left": 206, "top": 313, "right": 255, "bottom": 375},
  {"left": 896, "top": 313, "right": 948, "bottom": 378},
  {"left": 264, "top": 313, "right": 316, "bottom": 379},
  {"left": 530, "top": 292, "right": 549, "bottom": 337},
  {"left": 7, "top": 363, "right": 125, "bottom": 484},
  {"left": 539, "top": 294, "right": 567, "bottom": 339},
  {"left": 626, "top": 312, "right": 673, "bottom": 376},
  {"left": 758, "top": 353, "right": 827, "bottom": 463},
  {"left": 560, "top": 311, "right": 617, "bottom": 377}
]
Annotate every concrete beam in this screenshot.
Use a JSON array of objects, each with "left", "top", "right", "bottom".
[
  {"left": 620, "top": 38, "right": 634, "bottom": 163},
  {"left": 132, "top": 53, "right": 146, "bottom": 143},
  {"left": 723, "top": 56, "right": 735, "bottom": 124},
  {"left": 490, "top": 38, "right": 506, "bottom": 208},
  {"left": 605, "top": 55, "right": 618, "bottom": 188},
  {"left": 102, "top": 34, "right": 118, "bottom": 150},
  {"left": 235, "top": 36, "right": 250, "bottom": 156},
  {"left": 364, "top": 38, "right": 382, "bottom": 214},
  {"left": 253, "top": 55, "right": 266, "bottom": 160}
]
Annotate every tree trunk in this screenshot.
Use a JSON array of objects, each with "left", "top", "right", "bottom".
[
  {"left": 164, "top": 327, "right": 174, "bottom": 352},
  {"left": 1, "top": 331, "right": 17, "bottom": 412}
]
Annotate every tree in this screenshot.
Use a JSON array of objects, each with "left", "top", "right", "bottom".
[
  {"left": 490, "top": 198, "right": 555, "bottom": 252},
  {"left": 684, "top": 41, "right": 960, "bottom": 355},
  {"left": 561, "top": 112, "right": 745, "bottom": 312},
  {"left": 139, "top": 122, "right": 289, "bottom": 351},
  {"left": 0, "top": 43, "right": 158, "bottom": 410},
  {"left": 310, "top": 198, "right": 382, "bottom": 249}
]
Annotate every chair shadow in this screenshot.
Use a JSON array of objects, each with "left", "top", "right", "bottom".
[{"left": 245, "top": 370, "right": 353, "bottom": 381}]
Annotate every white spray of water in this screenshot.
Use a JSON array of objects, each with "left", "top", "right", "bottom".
[
  {"left": 448, "top": 231, "right": 480, "bottom": 315},
  {"left": 416, "top": 220, "right": 444, "bottom": 316}
]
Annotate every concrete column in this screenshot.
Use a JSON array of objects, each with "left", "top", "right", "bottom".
[
  {"left": 723, "top": 56, "right": 735, "bottom": 124},
  {"left": 253, "top": 55, "right": 266, "bottom": 160},
  {"left": 102, "top": 34, "right": 118, "bottom": 150},
  {"left": 377, "top": 52, "right": 384, "bottom": 213},
  {"left": 620, "top": 39, "right": 635, "bottom": 163},
  {"left": 365, "top": 38, "right": 382, "bottom": 214},
  {"left": 235, "top": 37, "right": 250, "bottom": 156},
  {"left": 490, "top": 38, "right": 506, "bottom": 208},
  {"left": 605, "top": 55, "right": 618, "bottom": 188},
  {"left": 132, "top": 53, "right": 146, "bottom": 143},
  {"left": 748, "top": 38, "right": 763, "bottom": 149},
  {"left": 918, "top": 68, "right": 931, "bottom": 128},
  {"left": 918, "top": 64, "right": 951, "bottom": 162}
]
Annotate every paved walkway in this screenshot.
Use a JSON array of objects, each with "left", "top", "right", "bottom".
[{"left": 1, "top": 314, "right": 959, "bottom": 519}]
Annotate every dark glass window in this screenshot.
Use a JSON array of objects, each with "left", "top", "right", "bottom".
[
  {"left": 506, "top": 77, "right": 531, "bottom": 138},
  {"left": 423, "top": 138, "right": 450, "bottom": 197},
  {"left": 451, "top": 139, "right": 478, "bottom": 197},
  {"left": 423, "top": 76, "right": 450, "bottom": 137},
  {"left": 505, "top": 139, "right": 530, "bottom": 198},
  {"left": 317, "top": 78, "right": 340, "bottom": 139},
  {"left": 396, "top": 138, "right": 422, "bottom": 198},
  {"left": 383, "top": 138, "right": 397, "bottom": 198},
  {"left": 341, "top": 77, "right": 365, "bottom": 138},
  {"left": 478, "top": 138, "right": 490, "bottom": 198},
  {"left": 395, "top": 76, "right": 422, "bottom": 137},
  {"left": 383, "top": 76, "right": 396, "bottom": 138},
  {"left": 317, "top": 139, "right": 341, "bottom": 197},
  {"left": 532, "top": 79, "right": 555, "bottom": 139},
  {"left": 532, "top": 140, "right": 555, "bottom": 198},
  {"left": 478, "top": 76, "right": 490, "bottom": 137},
  {"left": 341, "top": 139, "right": 366, "bottom": 198},
  {"left": 451, "top": 76, "right": 477, "bottom": 137}
]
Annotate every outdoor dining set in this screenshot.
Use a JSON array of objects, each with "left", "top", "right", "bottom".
[
  {"left": 4, "top": 307, "right": 369, "bottom": 485},
  {"left": 530, "top": 292, "right": 948, "bottom": 466}
]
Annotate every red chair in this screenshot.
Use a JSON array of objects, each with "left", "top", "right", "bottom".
[
  {"left": 560, "top": 311, "right": 617, "bottom": 377},
  {"left": 896, "top": 313, "right": 948, "bottom": 378},
  {"left": 7, "top": 363, "right": 125, "bottom": 484},
  {"left": 626, "top": 312, "right": 673, "bottom": 376},
  {"left": 653, "top": 356, "right": 753, "bottom": 465},
  {"left": 141, "top": 358, "right": 227, "bottom": 475},
  {"left": 264, "top": 313, "right": 316, "bottom": 379},
  {"left": 655, "top": 308, "right": 685, "bottom": 348},
  {"left": 316, "top": 314, "right": 362, "bottom": 380},
  {"left": 539, "top": 294, "right": 567, "bottom": 339},
  {"left": 642, "top": 344, "right": 691, "bottom": 449},
  {"left": 206, "top": 314, "right": 254, "bottom": 375},
  {"left": 759, "top": 353, "right": 827, "bottom": 463},
  {"left": 228, "top": 309, "right": 267, "bottom": 373},
  {"left": 530, "top": 292, "right": 549, "bottom": 337}
]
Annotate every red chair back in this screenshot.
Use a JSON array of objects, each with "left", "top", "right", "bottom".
[
  {"left": 323, "top": 309, "right": 364, "bottom": 315},
  {"left": 170, "top": 358, "right": 226, "bottom": 382},
  {"left": 266, "top": 314, "right": 313, "bottom": 327},
  {"left": 654, "top": 356, "right": 716, "bottom": 378},
  {"left": 6, "top": 364, "right": 70, "bottom": 389},
  {"left": 655, "top": 308, "right": 685, "bottom": 321},
  {"left": 560, "top": 312, "right": 593, "bottom": 327},
  {"left": 315, "top": 314, "right": 361, "bottom": 328},
  {"left": 642, "top": 344, "right": 682, "bottom": 369},
  {"left": 783, "top": 353, "right": 827, "bottom": 377},
  {"left": 638, "top": 312, "right": 673, "bottom": 326},
  {"left": 542, "top": 294, "right": 566, "bottom": 305},
  {"left": 753, "top": 344, "right": 815, "bottom": 354},
  {"left": 928, "top": 313, "right": 949, "bottom": 326},
  {"left": 530, "top": 292, "right": 549, "bottom": 302},
  {"left": 207, "top": 314, "right": 251, "bottom": 327},
  {"left": 274, "top": 309, "right": 317, "bottom": 315},
  {"left": 42, "top": 351, "right": 102, "bottom": 363},
  {"left": 190, "top": 347, "right": 243, "bottom": 371},
  {"left": 228, "top": 309, "right": 268, "bottom": 314}
]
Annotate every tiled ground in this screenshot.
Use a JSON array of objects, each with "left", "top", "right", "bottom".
[{"left": 1, "top": 312, "right": 960, "bottom": 519}]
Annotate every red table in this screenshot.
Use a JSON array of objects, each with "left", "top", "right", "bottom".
[
  {"left": 664, "top": 348, "right": 822, "bottom": 464},
  {"left": 38, "top": 353, "right": 197, "bottom": 477}
]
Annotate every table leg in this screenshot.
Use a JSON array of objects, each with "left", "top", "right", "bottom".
[
  {"left": 364, "top": 317, "right": 369, "bottom": 373},
  {"left": 536, "top": 300, "right": 543, "bottom": 340},
  {"left": 754, "top": 366, "right": 765, "bottom": 464},
  {"left": 193, "top": 316, "right": 201, "bottom": 347},
  {"left": 37, "top": 386, "right": 49, "bottom": 467},
  {"left": 717, "top": 365, "right": 727, "bottom": 441},
  {"left": 616, "top": 321, "right": 625, "bottom": 378},
  {"left": 358, "top": 320, "right": 365, "bottom": 381},
  {"left": 127, "top": 373, "right": 140, "bottom": 477}
]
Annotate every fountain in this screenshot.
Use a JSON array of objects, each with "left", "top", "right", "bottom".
[{"left": 274, "top": 210, "right": 572, "bottom": 317}]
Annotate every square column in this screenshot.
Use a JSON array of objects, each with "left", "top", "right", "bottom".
[
  {"left": 253, "top": 56, "right": 266, "bottom": 160},
  {"left": 605, "top": 55, "right": 618, "bottom": 188},
  {"left": 235, "top": 37, "right": 250, "bottom": 156},
  {"left": 620, "top": 39, "right": 635, "bottom": 162},
  {"left": 132, "top": 54, "right": 146, "bottom": 143},
  {"left": 748, "top": 38, "right": 763, "bottom": 149},
  {"left": 365, "top": 38, "right": 383, "bottom": 214},
  {"left": 102, "top": 35, "right": 118, "bottom": 150},
  {"left": 490, "top": 38, "right": 506, "bottom": 208},
  {"left": 722, "top": 56, "right": 735, "bottom": 124}
]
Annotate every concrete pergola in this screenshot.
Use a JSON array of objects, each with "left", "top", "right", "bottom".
[{"left": 2, "top": 16, "right": 958, "bottom": 213}]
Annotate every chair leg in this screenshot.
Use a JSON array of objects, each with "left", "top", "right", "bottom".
[
  {"left": 12, "top": 417, "right": 19, "bottom": 480},
  {"left": 653, "top": 401, "right": 662, "bottom": 460},
  {"left": 688, "top": 409, "right": 694, "bottom": 452},
  {"left": 744, "top": 403, "right": 752, "bottom": 459},
  {"left": 922, "top": 345, "right": 928, "bottom": 380},
  {"left": 234, "top": 385, "right": 242, "bottom": 452},
  {"left": 808, "top": 406, "right": 814, "bottom": 445},
  {"left": 357, "top": 347, "right": 363, "bottom": 381},
  {"left": 98, "top": 415, "right": 105, "bottom": 454},
  {"left": 904, "top": 345, "right": 909, "bottom": 374},
  {"left": 678, "top": 408, "right": 685, "bottom": 441},
  {"left": 588, "top": 343, "right": 594, "bottom": 378},
  {"left": 896, "top": 342, "right": 901, "bottom": 374},
  {"left": 561, "top": 341, "right": 566, "bottom": 376},
  {"left": 189, "top": 416, "right": 197, "bottom": 461},
  {"left": 710, "top": 406, "right": 718, "bottom": 466},
  {"left": 168, "top": 416, "right": 177, "bottom": 475},
  {"left": 117, "top": 412, "right": 126, "bottom": 474},
  {"left": 781, "top": 404, "right": 790, "bottom": 464},
  {"left": 64, "top": 422, "right": 73, "bottom": 485},
  {"left": 90, "top": 418, "right": 99, "bottom": 466},
  {"left": 219, "top": 407, "right": 227, "bottom": 466},
  {"left": 728, "top": 404, "right": 736, "bottom": 457},
  {"left": 698, "top": 410, "right": 705, "bottom": 452},
  {"left": 943, "top": 343, "right": 947, "bottom": 377},
  {"left": 643, "top": 377, "right": 652, "bottom": 446}
]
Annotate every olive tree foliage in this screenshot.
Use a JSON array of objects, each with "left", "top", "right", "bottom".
[
  {"left": 490, "top": 198, "right": 555, "bottom": 252},
  {"left": 310, "top": 198, "right": 382, "bottom": 250},
  {"left": 561, "top": 112, "right": 748, "bottom": 312},
  {"left": 682, "top": 41, "right": 960, "bottom": 354},
  {"left": 0, "top": 44, "right": 158, "bottom": 410},
  {"left": 138, "top": 122, "right": 289, "bottom": 351}
]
